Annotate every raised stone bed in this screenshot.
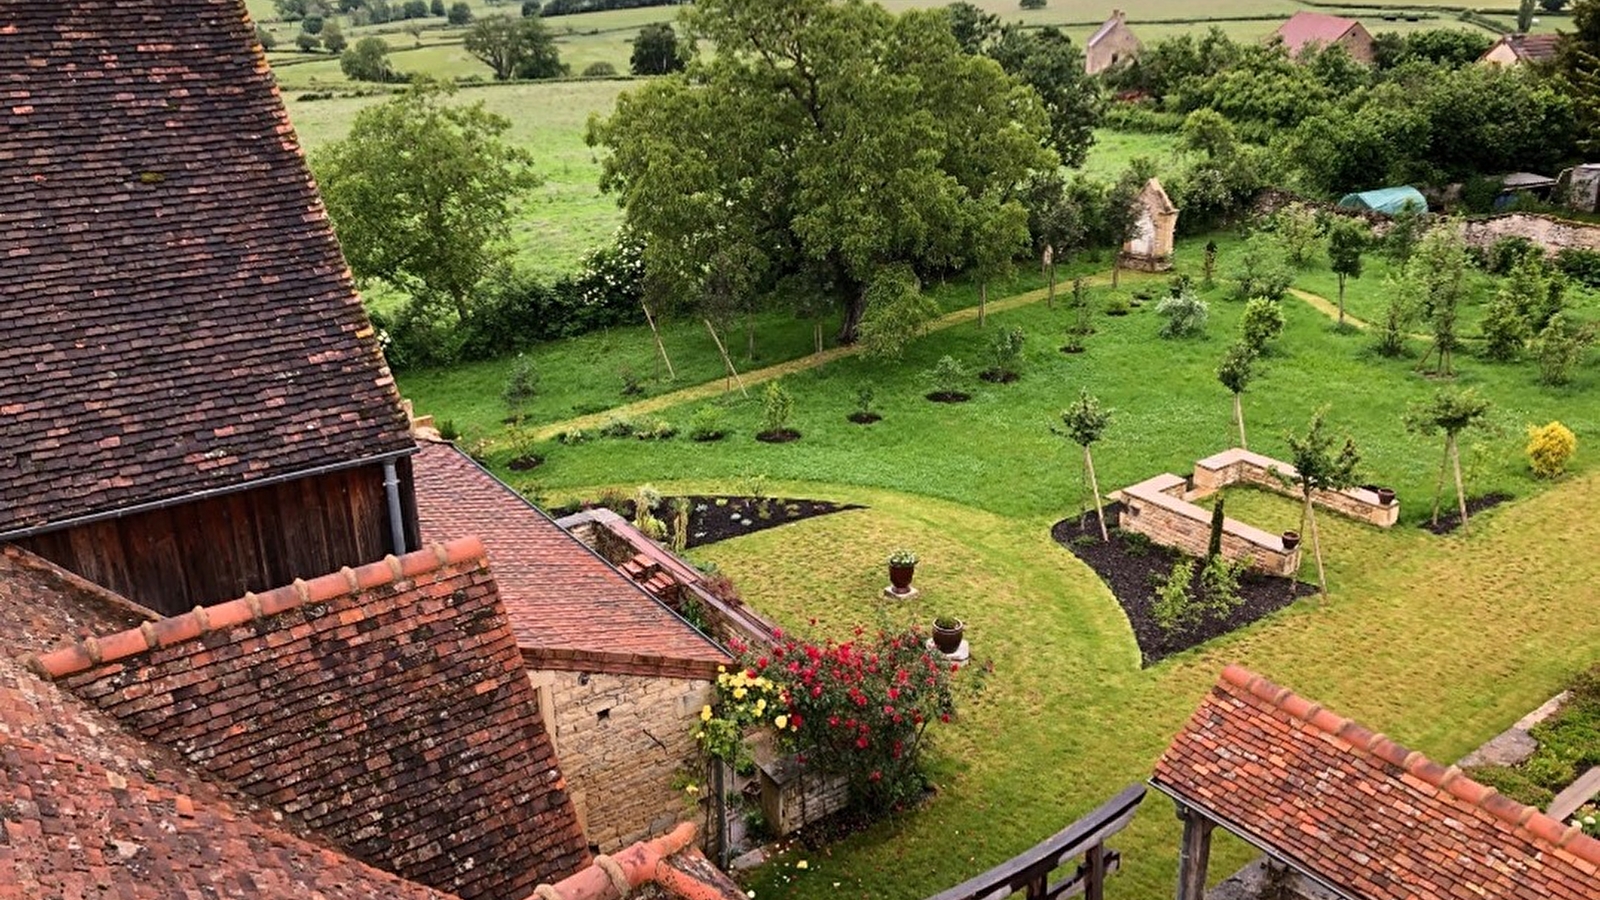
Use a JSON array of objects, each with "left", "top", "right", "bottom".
[
  {"left": 1118, "top": 474, "right": 1301, "bottom": 577},
  {"left": 1192, "top": 448, "right": 1399, "bottom": 528}
]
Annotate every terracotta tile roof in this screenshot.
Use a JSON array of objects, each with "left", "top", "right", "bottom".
[
  {"left": 412, "top": 441, "right": 731, "bottom": 679},
  {"left": 0, "top": 544, "right": 153, "bottom": 656},
  {"left": 1153, "top": 666, "right": 1600, "bottom": 900},
  {"left": 0, "top": 552, "right": 455, "bottom": 899},
  {"left": 29, "top": 538, "right": 591, "bottom": 900},
  {"left": 1499, "top": 33, "right": 1563, "bottom": 63},
  {"left": 0, "top": 0, "right": 414, "bottom": 537},
  {"left": 544, "top": 823, "right": 746, "bottom": 900},
  {"left": 1275, "top": 11, "right": 1361, "bottom": 54}
]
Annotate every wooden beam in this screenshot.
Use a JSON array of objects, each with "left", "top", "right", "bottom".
[{"left": 1175, "top": 808, "right": 1215, "bottom": 900}]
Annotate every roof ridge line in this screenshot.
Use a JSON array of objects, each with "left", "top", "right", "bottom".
[
  {"left": 28, "top": 537, "right": 487, "bottom": 681},
  {"left": 1218, "top": 665, "right": 1600, "bottom": 868}
]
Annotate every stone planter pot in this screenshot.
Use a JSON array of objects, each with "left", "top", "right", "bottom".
[
  {"left": 1282, "top": 530, "right": 1301, "bottom": 551},
  {"left": 888, "top": 564, "right": 916, "bottom": 594},
  {"left": 932, "top": 619, "right": 965, "bottom": 654}
]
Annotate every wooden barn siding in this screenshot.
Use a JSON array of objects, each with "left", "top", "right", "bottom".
[{"left": 19, "top": 465, "right": 413, "bottom": 616}]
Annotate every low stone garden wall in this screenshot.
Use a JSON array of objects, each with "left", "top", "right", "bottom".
[
  {"left": 1119, "top": 474, "right": 1301, "bottom": 577},
  {"left": 1192, "top": 448, "right": 1398, "bottom": 528}
]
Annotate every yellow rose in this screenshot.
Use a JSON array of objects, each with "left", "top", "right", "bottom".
[
  {"left": 774, "top": 714, "right": 789, "bottom": 729},
  {"left": 701, "top": 705, "right": 713, "bottom": 721},
  {"left": 733, "top": 687, "right": 748, "bottom": 699}
]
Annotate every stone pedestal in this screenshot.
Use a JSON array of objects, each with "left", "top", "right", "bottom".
[{"left": 883, "top": 585, "right": 920, "bottom": 600}]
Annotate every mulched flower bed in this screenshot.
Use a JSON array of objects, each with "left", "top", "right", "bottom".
[
  {"left": 1051, "top": 503, "right": 1316, "bottom": 667},
  {"left": 925, "top": 391, "right": 971, "bottom": 403},
  {"left": 1419, "top": 492, "right": 1512, "bottom": 535},
  {"left": 549, "top": 495, "right": 863, "bottom": 549},
  {"left": 507, "top": 454, "right": 543, "bottom": 471},
  {"left": 978, "top": 369, "right": 1019, "bottom": 384},
  {"left": 847, "top": 412, "right": 882, "bottom": 424},
  {"left": 755, "top": 429, "right": 802, "bottom": 443}
]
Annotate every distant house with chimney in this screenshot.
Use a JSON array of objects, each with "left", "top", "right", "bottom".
[
  {"left": 1273, "top": 11, "right": 1377, "bottom": 65},
  {"left": 1086, "top": 10, "right": 1142, "bottom": 74},
  {"left": 1481, "top": 32, "right": 1563, "bottom": 66}
]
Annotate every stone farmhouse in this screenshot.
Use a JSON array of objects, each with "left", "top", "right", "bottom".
[
  {"left": 1273, "top": 12, "right": 1377, "bottom": 65},
  {"left": 0, "top": 1, "right": 748, "bottom": 895},
  {"left": 1086, "top": 10, "right": 1142, "bottom": 75}
]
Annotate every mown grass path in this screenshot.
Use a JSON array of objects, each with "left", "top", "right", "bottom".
[{"left": 532, "top": 269, "right": 1156, "bottom": 440}]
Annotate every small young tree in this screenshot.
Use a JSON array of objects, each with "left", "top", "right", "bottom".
[
  {"left": 986, "top": 325, "right": 1026, "bottom": 380},
  {"left": 1412, "top": 221, "right": 1470, "bottom": 376},
  {"left": 1155, "top": 290, "right": 1209, "bottom": 338},
  {"left": 1216, "top": 340, "right": 1256, "bottom": 449},
  {"left": 1531, "top": 312, "right": 1597, "bottom": 385},
  {"left": 1405, "top": 388, "right": 1492, "bottom": 532},
  {"left": 1207, "top": 494, "right": 1227, "bottom": 560},
  {"left": 1055, "top": 388, "right": 1113, "bottom": 542},
  {"left": 1281, "top": 409, "right": 1361, "bottom": 600},
  {"left": 1384, "top": 206, "right": 1424, "bottom": 264},
  {"left": 1229, "top": 232, "right": 1294, "bottom": 301},
  {"left": 1104, "top": 169, "right": 1145, "bottom": 290},
  {"left": 1240, "top": 297, "right": 1285, "bottom": 355},
  {"left": 1203, "top": 239, "right": 1219, "bottom": 289},
  {"left": 1326, "top": 216, "right": 1368, "bottom": 328},
  {"left": 1272, "top": 202, "right": 1323, "bottom": 268},
  {"left": 1064, "top": 276, "right": 1091, "bottom": 352},
  {"left": 759, "top": 381, "right": 795, "bottom": 437},
  {"left": 501, "top": 354, "right": 540, "bottom": 423}
]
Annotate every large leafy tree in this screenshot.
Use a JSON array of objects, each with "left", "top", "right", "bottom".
[
  {"left": 1560, "top": 0, "right": 1600, "bottom": 153},
  {"left": 986, "top": 26, "right": 1103, "bottom": 168},
  {"left": 630, "top": 22, "right": 686, "bottom": 75},
  {"left": 464, "top": 14, "right": 564, "bottom": 80},
  {"left": 314, "top": 82, "right": 540, "bottom": 319},
  {"left": 588, "top": 0, "right": 1055, "bottom": 344}
]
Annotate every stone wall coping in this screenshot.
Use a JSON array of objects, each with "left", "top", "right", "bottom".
[
  {"left": 1125, "top": 472, "right": 1187, "bottom": 497},
  {"left": 1197, "top": 447, "right": 1385, "bottom": 507},
  {"left": 1123, "top": 477, "right": 1286, "bottom": 549}
]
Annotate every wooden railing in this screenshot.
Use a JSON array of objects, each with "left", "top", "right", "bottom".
[{"left": 923, "top": 784, "right": 1147, "bottom": 900}]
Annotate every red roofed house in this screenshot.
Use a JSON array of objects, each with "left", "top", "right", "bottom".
[
  {"left": 1153, "top": 665, "right": 1600, "bottom": 900},
  {"left": 1, "top": 0, "right": 421, "bottom": 616},
  {"left": 1481, "top": 32, "right": 1564, "bottom": 67},
  {"left": 413, "top": 439, "right": 736, "bottom": 853},
  {"left": 1273, "top": 12, "right": 1377, "bottom": 65}
]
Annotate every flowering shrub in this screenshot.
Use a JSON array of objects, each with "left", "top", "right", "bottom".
[
  {"left": 1572, "top": 803, "right": 1600, "bottom": 838},
  {"left": 698, "top": 627, "right": 963, "bottom": 815}
]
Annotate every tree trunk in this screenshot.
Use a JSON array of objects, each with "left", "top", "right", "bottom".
[
  {"left": 1047, "top": 262, "right": 1057, "bottom": 310},
  {"left": 836, "top": 291, "right": 866, "bottom": 344},
  {"left": 1450, "top": 434, "right": 1469, "bottom": 535},
  {"left": 1233, "top": 392, "right": 1247, "bottom": 450},
  {"left": 979, "top": 281, "right": 988, "bottom": 328},
  {"left": 1085, "top": 446, "right": 1108, "bottom": 542},
  {"left": 1337, "top": 274, "right": 1346, "bottom": 327},
  {"left": 703, "top": 318, "right": 748, "bottom": 397},
  {"left": 641, "top": 302, "right": 675, "bottom": 381},
  {"left": 814, "top": 320, "right": 823, "bottom": 355},
  {"left": 1431, "top": 438, "right": 1450, "bottom": 527},
  {"left": 1307, "top": 500, "right": 1328, "bottom": 601}
]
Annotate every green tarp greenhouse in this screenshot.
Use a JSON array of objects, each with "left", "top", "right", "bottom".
[{"left": 1336, "top": 186, "right": 1427, "bottom": 214}]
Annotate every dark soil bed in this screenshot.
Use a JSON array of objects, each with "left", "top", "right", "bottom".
[
  {"left": 1060, "top": 345, "right": 1087, "bottom": 354},
  {"left": 979, "top": 369, "right": 1020, "bottom": 384},
  {"left": 1052, "top": 503, "right": 1316, "bottom": 667},
  {"left": 549, "top": 495, "right": 864, "bottom": 549},
  {"left": 755, "top": 429, "right": 802, "bottom": 443},
  {"left": 1419, "top": 492, "right": 1512, "bottom": 535},
  {"left": 507, "top": 455, "right": 544, "bottom": 471},
  {"left": 925, "top": 391, "right": 971, "bottom": 403},
  {"left": 847, "top": 412, "right": 882, "bottom": 424}
]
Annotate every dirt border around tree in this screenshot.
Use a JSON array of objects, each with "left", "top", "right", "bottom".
[
  {"left": 1419, "top": 492, "right": 1513, "bottom": 535},
  {"left": 1051, "top": 503, "right": 1316, "bottom": 667},
  {"left": 548, "top": 494, "right": 864, "bottom": 549}
]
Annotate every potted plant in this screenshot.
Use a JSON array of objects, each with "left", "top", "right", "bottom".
[
  {"left": 1376, "top": 486, "right": 1396, "bottom": 506},
  {"left": 887, "top": 548, "right": 917, "bottom": 594},
  {"left": 1281, "top": 530, "right": 1301, "bottom": 550},
  {"left": 932, "top": 615, "right": 965, "bottom": 654}
]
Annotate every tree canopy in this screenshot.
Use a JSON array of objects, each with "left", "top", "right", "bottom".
[
  {"left": 630, "top": 22, "right": 686, "bottom": 75},
  {"left": 464, "top": 14, "right": 565, "bottom": 80},
  {"left": 313, "top": 82, "right": 540, "bottom": 318},
  {"left": 588, "top": 0, "right": 1056, "bottom": 343}
]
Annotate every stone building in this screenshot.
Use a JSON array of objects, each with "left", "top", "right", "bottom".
[
  {"left": 412, "top": 440, "right": 734, "bottom": 853},
  {"left": 1480, "top": 32, "right": 1562, "bottom": 67},
  {"left": 1120, "top": 178, "right": 1179, "bottom": 272},
  {"left": 1085, "top": 10, "right": 1142, "bottom": 75}
]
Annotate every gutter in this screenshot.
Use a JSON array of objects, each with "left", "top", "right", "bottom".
[
  {"left": 0, "top": 447, "right": 418, "bottom": 543},
  {"left": 1147, "top": 778, "right": 1364, "bottom": 900}
]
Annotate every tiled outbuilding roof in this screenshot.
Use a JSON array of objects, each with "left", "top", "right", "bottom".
[
  {"left": 1490, "top": 32, "right": 1564, "bottom": 63},
  {"left": 0, "top": 0, "right": 414, "bottom": 537},
  {"left": 0, "top": 546, "right": 457, "bottom": 900},
  {"left": 412, "top": 440, "right": 731, "bottom": 679},
  {"left": 1275, "top": 11, "right": 1361, "bottom": 54},
  {"left": 29, "top": 538, "right": 591, "bottom": 900},
  {"left": 1153, "top": 666, "right": 1600, "bottom": 900}
]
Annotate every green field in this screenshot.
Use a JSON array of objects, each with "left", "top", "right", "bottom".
[{"left": 399, "top": 229, "right": 1600, "bottom": 898}]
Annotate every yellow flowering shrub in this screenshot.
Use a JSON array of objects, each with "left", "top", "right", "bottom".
[{"left": 1527, "top": 421, "right": 1577, "bottom": 478}]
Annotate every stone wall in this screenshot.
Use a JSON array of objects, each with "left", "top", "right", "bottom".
[
  {"left": 1192, "top": 448, "right": 1398, "bottom": 528},
  {"left": 1119, "top": 474, "right": 1301, "bottom": 577},
  {"left": 535, "top": 668, "right": 713, "bottom": 853},
  {"left": 748, "top": 732, "right": 851, "bottom": 837},
  {"left": 1461, "top": 213, "right": 1600, "bottom": 256}
]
